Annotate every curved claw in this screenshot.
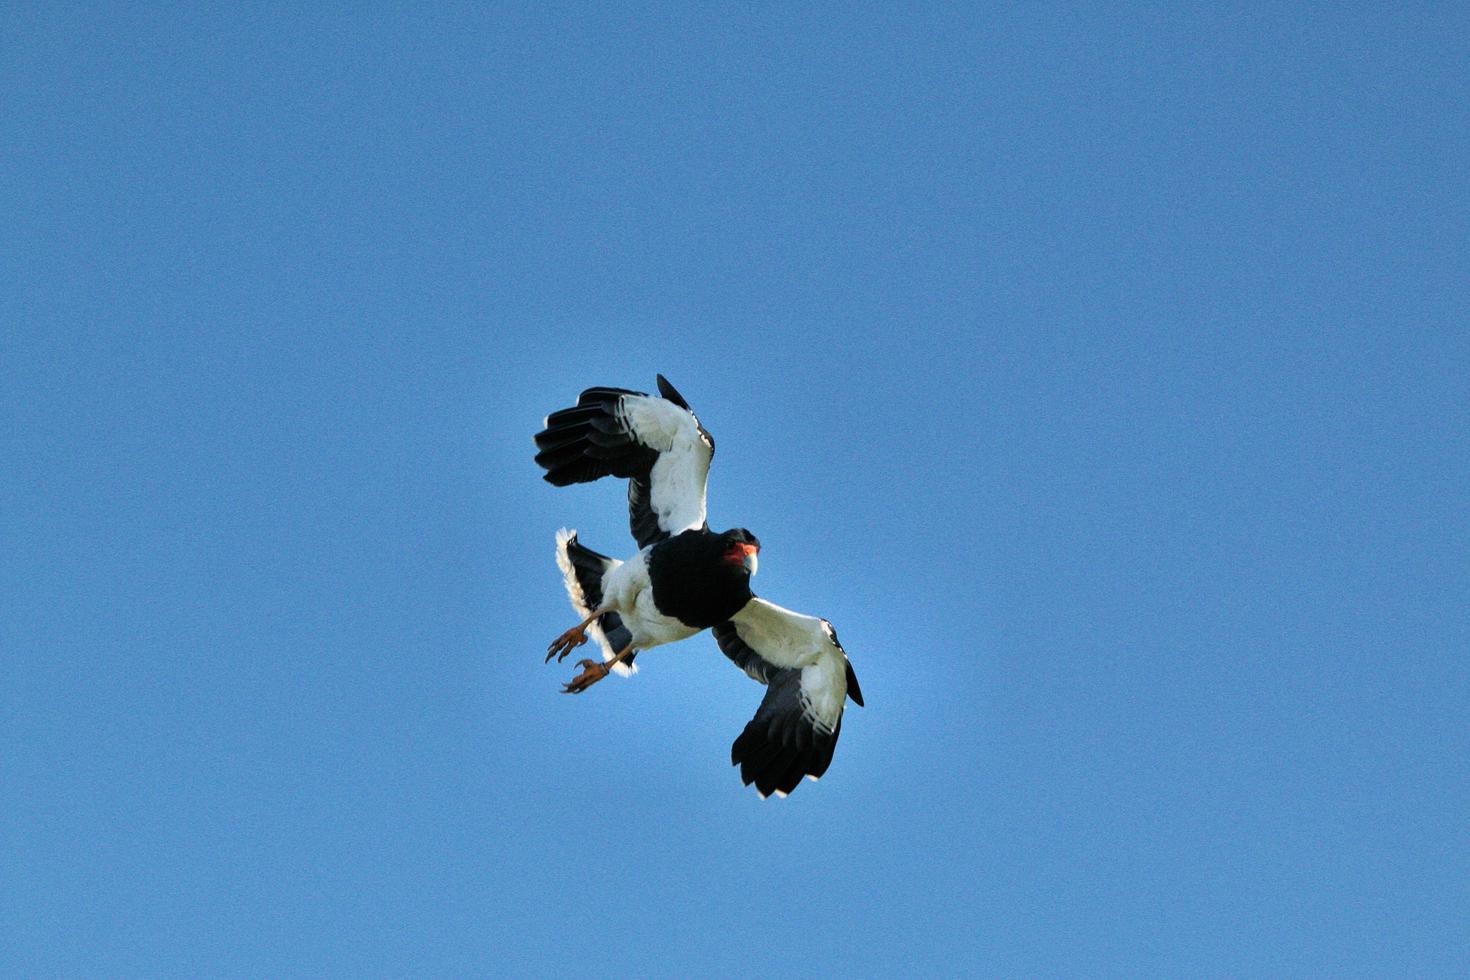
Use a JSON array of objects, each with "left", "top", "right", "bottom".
[
  {"left": 544, "top": 627, "right": 591, "bottom": 663},
  {"left": 560, "top": 658, "right": 610, "bottom": 694}
]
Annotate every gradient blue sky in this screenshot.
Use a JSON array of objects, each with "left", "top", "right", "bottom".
[{"left": 5, "top": 3, "right": 1468, "bottom": 976}]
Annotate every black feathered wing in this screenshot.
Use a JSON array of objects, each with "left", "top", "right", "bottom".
[
  {"left": 534, "top": 375, "right": 714, "bottom": 549},
  {"left": 713, "top": 598, "right": 863, "bottom": 799}
]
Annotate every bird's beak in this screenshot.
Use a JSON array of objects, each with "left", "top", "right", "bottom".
[{"left": 739, "top": 543, "right": 759, "bottom": 576}]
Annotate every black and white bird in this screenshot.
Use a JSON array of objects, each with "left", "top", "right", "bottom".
[{"left": 534, "top": 375, "right": 864, "bottom": 799}]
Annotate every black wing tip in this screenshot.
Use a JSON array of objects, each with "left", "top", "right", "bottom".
[
  {"left": 730, "top": 718, "right": 839, "bottom": 800},
  {"left": 577, "top": 385, "right": 641, "bottom": 406},
  {"left": 655, "top": 374, "right": 691, "bottom": 410},
  {"left": 533, "top": 392, "right": 657, "bottom": 487},
  {"left": 846, "top": 660, "right": 865, "bottom": 707}
]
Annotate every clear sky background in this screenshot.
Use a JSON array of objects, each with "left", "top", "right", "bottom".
[{"left": 4, "top": 3, "right": 1468, "bottom": 976}]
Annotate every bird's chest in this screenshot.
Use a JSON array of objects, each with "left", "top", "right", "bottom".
[
  {"left": 646, "top": 555, "right": 751, "bottom": 630},
  {"left": 626, "top": 592, "right": 702, "bottom": 647},
  {"left": 600, "top": 551, "right": 700, "bottom": 649}
]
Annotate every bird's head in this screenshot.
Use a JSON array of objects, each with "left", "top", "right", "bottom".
[{"left": 720, "top": 528, "right": 761, "bottom": 576}]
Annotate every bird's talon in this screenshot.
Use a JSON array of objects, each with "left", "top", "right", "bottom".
[
  {"left": 560, "top": 658, "right": 610, "bottom": 694},
  {"left": 544, "top": 626, "right": 591, "bottom": 664}
]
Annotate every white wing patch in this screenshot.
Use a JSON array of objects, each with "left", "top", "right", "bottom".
[
  {"left": 726, "top": 598, "right": 850, "bottom": 733},
  {"left": 615, "top": 395, "right": 688, "bottom": 452},
  {"left": 726, "top": 598, "right": 832, "bottom": 670},
  {"left": 800, "top": 655, "right": 846, "bottom": 737},
  {"left": 616, "top": 394, "right": 711, "bottom": 537},
  {"left": 722, "top": 598, "right": 860, "bottom": 798},
  {"left": 723, "top": 593, "right": 852, "bottom": 731}
]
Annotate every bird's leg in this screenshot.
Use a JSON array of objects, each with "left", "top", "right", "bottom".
[
  {"left": 545, "top": 607, "right": 613, "bottom": 663},
  {"left": 562, "top": 643, "right": 636, "bottom": 695}
]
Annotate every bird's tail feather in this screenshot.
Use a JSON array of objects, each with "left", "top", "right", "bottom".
[{"left": 554, "top": 529, "right": 636, "bottom": 675}]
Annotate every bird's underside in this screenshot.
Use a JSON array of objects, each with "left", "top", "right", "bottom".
[{"left": 534, "top": 375, "right": 863, "bottom": 798}]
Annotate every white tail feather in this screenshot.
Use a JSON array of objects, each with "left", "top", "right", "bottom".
[{"left": 553, "top": 528, "right": 635, "bottom": 676}]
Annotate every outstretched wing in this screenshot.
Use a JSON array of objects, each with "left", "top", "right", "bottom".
[
  {"left": 713, "top": 598, "right": 864, "bottom": 799},
  {"left": 534, "top": 375, "right": 715, "bottom": 549}
]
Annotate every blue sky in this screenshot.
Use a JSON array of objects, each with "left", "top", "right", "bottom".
[{"left": 4, "top": 3, "right": 1467, "bottom": 976}]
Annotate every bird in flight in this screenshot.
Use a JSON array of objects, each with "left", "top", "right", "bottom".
[{"left": 534, "top": 375, "right": 864, "bottom": 798}]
